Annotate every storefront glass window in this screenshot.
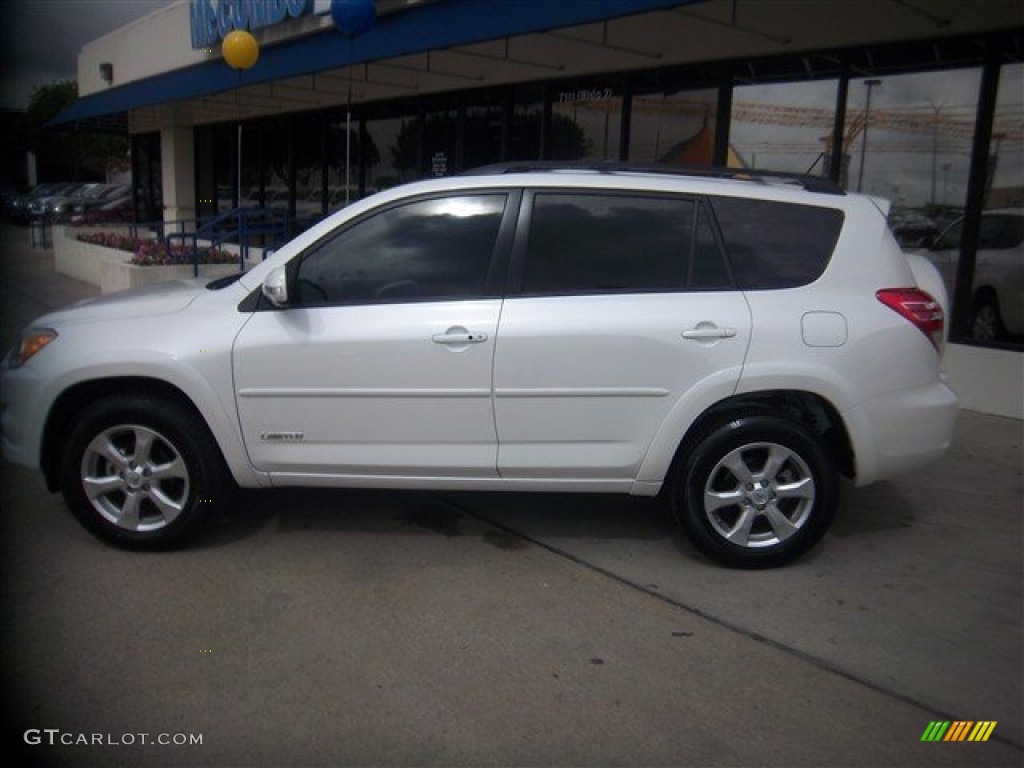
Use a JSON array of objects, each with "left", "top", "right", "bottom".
[
  {"left": 423, "top": 109, "right": 459, "bottom": 178},
  {"left": 293, "top": 113, "right": 325, "bottom": 226},
  {"left": 131, "top": 133, "right": 162, "bottom": 223},
  {"left": 551, "top": 84, "right": 621, "bottom": 161},
  {"left": 238, "top": 122, "right": 260, "bottom": 207},
  {"left": 463, "top": 105, "right": 504, "bottom": 170},
  {"left": 360, "top": 116, "right": 415, "bottom": 209},
  {"left": 968, "top": 62, "right": 1023, "bottom": 345},
  {"left": 194, "top": 126, "right": 216, "bottom": 220},
  {"left": 505, "top": 90, "right": 540, "bottom": 160},
  {"left": 729, "top": 79, "right": 838, "bottom": 176},
  {"left": 845, "top": 70, "right": 980, "bottom": 212},
  {"left": 327, "top": 112, "right": 380, "bottom": 211},
  {"left": 258, "top": 119, "right": 291, "bottom": 216},
  {"left": 846, "top": 70, "right": 982, "bottom": 337},
  {"left": 989, "top": 63, "right": 1023, "bottom": 211},
  {"left": 991, "top": 62, "right": 1024, "bottom": 210},
  {"left": 213, "top": 123, "right": 235, "bottom": 214},
  {"left": 629, "top": 88, "right": 718, "bottom": 165}
]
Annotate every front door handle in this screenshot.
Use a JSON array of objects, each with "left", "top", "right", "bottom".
[
  {"left": 432, "top": 329, "right": 488, "bottom": 345},
  {"left": 682, "top": 325, "right": 737, "bottom": 340}
]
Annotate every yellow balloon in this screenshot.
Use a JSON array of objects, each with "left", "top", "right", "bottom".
[{"left": 222, "top": 29, "right": 259, "bottom": 71}]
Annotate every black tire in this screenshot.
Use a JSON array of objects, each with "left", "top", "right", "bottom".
[
  {"left": 970, "top": 293, "right": 1006, "bottom": 342},
  {"left": 59, "top": 394, "right": 231, "bottom": 550},
  {"left": 671, "top": 415, "right": 838, "bottom": 568}
]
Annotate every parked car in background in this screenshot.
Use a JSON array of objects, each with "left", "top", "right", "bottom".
[
  {"left": 68, "top": 192, "right": 135, "bottom": 226},
  {"left": 64, "top": 184, "right": 131, "bottom": 224},
  {"left": 26, "top": 182, "right": 99, "bottom": 221},
  {"left": 6, "top": 182, "right": 74, "bottom": 223},
  {"left": 0, "top": 187, "right": 21, "bottom": 215},
  {"left": 921, "top": 209, "right": 1024, "bottom": 342},
  {"left": 30, "top": 183, "right": 130, "bottom": 223},
  {"left": 891, "top": 215, "right": 939, "bottom": 249},
  {"left": 1, "top": 164, "right": 958, "bottom": 568}
]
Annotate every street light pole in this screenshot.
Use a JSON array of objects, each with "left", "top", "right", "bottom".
[
  {"left": 857, "top": 79, "right": 882, "bottom": 193},
  {"left": 929, "top": 101, "right": 942, "bottom": 206}
]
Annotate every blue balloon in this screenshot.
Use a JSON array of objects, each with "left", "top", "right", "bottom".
[{"left": 330, "top": 0, "right": 375, "bottom": 36}]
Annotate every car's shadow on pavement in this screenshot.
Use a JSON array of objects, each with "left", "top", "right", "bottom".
[
  {"left": 831, "top": 481, "right": 918, "bottom": 537},
  {"left": 194, "top": 479, "right": 918, "bottom": 562},
  {"left": 196, "top": 486, "right": 679, "bottom": 549}
]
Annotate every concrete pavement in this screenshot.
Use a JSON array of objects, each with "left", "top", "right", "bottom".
[
  {"left": 0, "top": 224, "right": 98, "bottom": 354},
  {"left": 1, "top": 223, "right": 1021, "bottom": 766}
]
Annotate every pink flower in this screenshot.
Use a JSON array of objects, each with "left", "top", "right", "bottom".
[{"left": 78, "top": 231, "right": 237, "bottom": 267}]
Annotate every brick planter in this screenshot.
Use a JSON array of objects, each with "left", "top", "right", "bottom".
[{"left": 54, "top": 226, "right": 129, "bottom": 287}]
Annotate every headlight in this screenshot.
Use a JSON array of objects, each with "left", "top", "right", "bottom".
[{"left": 7, "top": 329, "right": 57, "bottom": 368}]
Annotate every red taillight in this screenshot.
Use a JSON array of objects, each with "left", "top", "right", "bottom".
[{"left": 876, "top": 288, "right": 944, "bottom": 351}]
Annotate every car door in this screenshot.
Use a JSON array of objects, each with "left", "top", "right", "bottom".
[
  {"left": 493, "top": 190, "right": 751, "bottom": 481},
  {"left": 233, "top": 191, "right": 516, "bottom": 480}
]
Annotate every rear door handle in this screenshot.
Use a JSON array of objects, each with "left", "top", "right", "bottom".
[{"left": 682, "top": 326, "right": 737, "bottom": 340}]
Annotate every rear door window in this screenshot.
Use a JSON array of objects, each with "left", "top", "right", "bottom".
[{"left": 519, "top": 192, "right": 731, "bottom": 295}]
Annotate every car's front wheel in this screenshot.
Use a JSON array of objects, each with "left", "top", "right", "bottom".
[
  {"left": 60, "top": 395, "right": 231, "bottom": 549},
  {"left": 672, "top": 415, "right": 838, "bottom": 568}
]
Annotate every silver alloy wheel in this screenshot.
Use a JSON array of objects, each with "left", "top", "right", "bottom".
[
  {"left": 80, "top": 424, "right": 190, "bottom": 532},
  {"left": 971, "top": 303, "right": 998, "bottom": 342},
  {"left": 702, "top": 441, "right": 815, "bottom": 549}
]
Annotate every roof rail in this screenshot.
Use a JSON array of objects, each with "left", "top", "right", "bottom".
[{"left": 462, "top": 161, "right": 846, "bottom": 196}]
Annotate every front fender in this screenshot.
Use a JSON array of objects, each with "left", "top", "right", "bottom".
[{"left": 22, "top": 308, "right": 268, "bottom": 489}]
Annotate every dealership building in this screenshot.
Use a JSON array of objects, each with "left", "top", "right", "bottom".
[{"left": 53, "top": 0, "right": 1023, "bottom": 416}]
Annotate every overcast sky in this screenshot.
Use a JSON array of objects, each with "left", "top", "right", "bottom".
[{"left": 1, "top": 0, "right": 173, "bottom": 110}]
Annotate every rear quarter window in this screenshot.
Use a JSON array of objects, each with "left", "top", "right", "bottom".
[{"left": 710, "top": 197, "right": 844, "bottom": 289}]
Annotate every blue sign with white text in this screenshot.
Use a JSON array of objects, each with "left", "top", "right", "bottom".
[{"left": 190, "top": 0, "right": 315, "bottom": 49}]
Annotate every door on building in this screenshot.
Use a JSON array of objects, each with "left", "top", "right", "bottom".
[{"left": 131, "top": 133, "right": 162, "bottom": 222}]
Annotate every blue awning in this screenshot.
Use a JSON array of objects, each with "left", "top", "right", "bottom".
[{"left": 50, "top": 0, "right": 700, "bottom": 128}]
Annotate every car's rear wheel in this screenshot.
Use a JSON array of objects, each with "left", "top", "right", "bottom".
[
  {"left": 672, "top": 415, "right": 838, "bottom": 568},
  {"left": 60, "top": 395, "right": 230, "bottom": 549}
]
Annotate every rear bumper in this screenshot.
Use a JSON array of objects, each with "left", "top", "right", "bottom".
[{"left": 844, "top": 376, "right": 959, "bottom": 487}]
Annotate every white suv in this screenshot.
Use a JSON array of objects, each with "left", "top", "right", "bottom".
[{"left": 1, "top": 165, "right": 958, "bottom": 567}]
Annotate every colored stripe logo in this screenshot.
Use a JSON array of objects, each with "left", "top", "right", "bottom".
[{"left": 921, "top": 721, "right": 997, "bottom": 742}]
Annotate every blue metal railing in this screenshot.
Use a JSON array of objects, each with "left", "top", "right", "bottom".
[{"left": 131, "top": 207, "right": 296, "bottom": 277}]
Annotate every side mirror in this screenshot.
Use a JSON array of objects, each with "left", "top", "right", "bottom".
[{"left": 262, "top": 266, "right": 289, "bottom": 308}]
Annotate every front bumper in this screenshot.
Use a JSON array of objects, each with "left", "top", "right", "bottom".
[{"left": 0, "top": 363, "right": 47, "bottom": 472}]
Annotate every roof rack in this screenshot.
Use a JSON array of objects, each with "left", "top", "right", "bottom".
[{"left": 462, "top": 161, "right": 846, "bottom": 196}]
